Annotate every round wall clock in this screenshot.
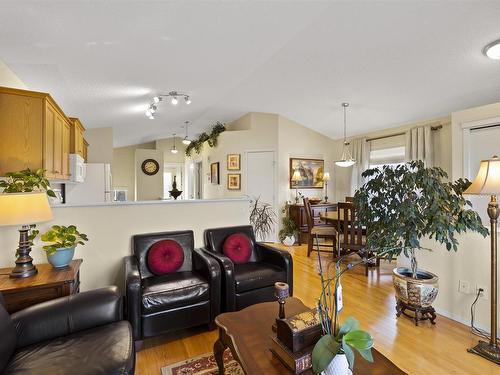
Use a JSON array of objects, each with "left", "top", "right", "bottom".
[{"left": 141, "top": 159, "right": 160, "bottom": 176}]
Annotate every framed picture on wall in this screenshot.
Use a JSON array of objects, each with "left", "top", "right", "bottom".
[
  {"left": 289, "top": 158, "right": 324, "bottom": 189},
  {"left": 211, "top": 162, "right": 220, "bottom": 184},
  {"left": 227, "top": 173, "right": 241, "bottom": 190},
  {"left": 227, "top": 154, "right": 241, "bottom": 170}
]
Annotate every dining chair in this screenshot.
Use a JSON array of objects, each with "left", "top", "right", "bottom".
[
  {"left": 337, "top": 202, "right": 379, "bottom": 275},
  {"left": 303, "top": 198, "right": 337, "bottom": 257},
  {"left": 345, "top": 196, "right": 354, "bottom": 202}
]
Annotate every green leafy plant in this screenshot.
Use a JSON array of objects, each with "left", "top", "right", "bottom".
[
  {"left": 312, "top": 317, "right": 373, "bottom": 373},
  {"left": 0, "top": 168, "right": 56, "bottom": 197},
  {"left": 249, "top": 197, "right": 276, "bottom": 241},
  {"left": 41, "top": 225, "right": 89, "bottom": 255},
  {"left": 185, "top": 121, "right": 226, "bottom": 156},
  {"left": 354, "top": 160, "right": 488, "bottom": 279},
  {"left": 278, "top": 202, "right": 298, "bottom": 242}
]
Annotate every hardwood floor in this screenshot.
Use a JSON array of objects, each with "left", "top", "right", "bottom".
[{"left": 136, "top": 244, "right": 498, "bottom": 375}]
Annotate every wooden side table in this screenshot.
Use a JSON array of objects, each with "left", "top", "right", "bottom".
[{"left": 0, "top": 259, "right": 82, "bottom": 313}]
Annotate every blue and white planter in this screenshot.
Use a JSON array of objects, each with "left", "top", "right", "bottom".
[{"left": 46, "top": 246, "right": 75, "bottom": 268}]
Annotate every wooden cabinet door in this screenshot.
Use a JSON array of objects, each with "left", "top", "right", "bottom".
[
  {"left": 77, "top": 127, "right": 84, "bottom": 155},
  {"left": 53, "top": 113, "right": 63, "bottom": 179},
  {"left": 44, "top": 102, "right": 56, "bottom": 179},
  {"left": 61, "top": 121, "right": 70, "bottom": 179}
]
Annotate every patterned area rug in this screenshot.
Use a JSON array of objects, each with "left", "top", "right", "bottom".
[{"left": 161, "top": 351, "right": 243, "bottom": 375}]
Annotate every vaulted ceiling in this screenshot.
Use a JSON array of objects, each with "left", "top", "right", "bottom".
[{"left": 1, "top": 1, "right": 500, "bottom": 147}]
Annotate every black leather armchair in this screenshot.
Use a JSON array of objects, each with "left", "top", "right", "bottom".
[
  {"left": 125, "top": 230, "right": 220, "bottom": 341},
  {"left": 203, "top": 225, "right": 293, "bottom": 312},
  {"left": 0, "top": 286, "right": 135, "bottom": 375}
]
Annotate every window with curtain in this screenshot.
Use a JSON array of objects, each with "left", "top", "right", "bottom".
[{"left": 368, "top": 134, "right": 406, "bottom": 169}]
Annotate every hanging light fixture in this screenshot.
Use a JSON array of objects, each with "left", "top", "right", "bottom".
[
  {"left": 144, "top": 91, "right": 191, "bottom": 119},
  {"left": 182, "top": 121, "right": 191, "bottom": 145},
  {"left": 335, "top": 102, "right": 356, "bottom": 167},
  {"left": 170, "top": 134, "right": 179, "bottom": 154}
]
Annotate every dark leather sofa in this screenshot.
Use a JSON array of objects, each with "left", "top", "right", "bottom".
[
  {"left": 0, "top": 286, "right": 134, "bottom": 375},
  {"left": 204, "top": 225, "right": 293, "bottom": 312},
  {"left": 125, "top": 230, "right": 220, "bottom": 341}
]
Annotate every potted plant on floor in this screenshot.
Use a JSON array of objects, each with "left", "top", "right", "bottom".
[
  {"left": 249, "top": 197, "right": 277, "bottom": 242},
  {"left": 41, "top": 225, "right": 88, "bottom": 268},
  {"left": 278, "top": 202, "right": 298, "bottom": 246},
  {"left": 354, "top": 160, "right": 488, "bottom": 322}
]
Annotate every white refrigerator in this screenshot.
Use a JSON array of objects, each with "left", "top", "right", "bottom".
[{"left": 65, "top": 163, "right": 112, "bottom": 204}]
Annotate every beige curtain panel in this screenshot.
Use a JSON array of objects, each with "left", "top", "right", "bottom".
[{"left": 405, "top": 126, "right": 433, "bottom": 166}]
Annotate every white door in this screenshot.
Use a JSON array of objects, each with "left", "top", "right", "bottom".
[{"left": 246, "top": 151, "right": 276, "bottom": 242}]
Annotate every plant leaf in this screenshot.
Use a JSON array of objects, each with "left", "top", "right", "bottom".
[
  {"left": 338, "top": 316, "right": 359, "bottom": 336},
  {"left": 312, "top": 334, "right": 341, "bottom": 374},
  {"left": 343, "top": 330, "right": 374, "bottom": 350}
]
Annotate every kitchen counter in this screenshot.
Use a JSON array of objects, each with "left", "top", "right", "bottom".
[{"left": 56, "top": 197, "right": 249, "bottom": 208}]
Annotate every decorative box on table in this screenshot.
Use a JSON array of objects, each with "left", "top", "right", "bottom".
[{"left": 276, "top": 307, "right": 323, "bottom": 352}]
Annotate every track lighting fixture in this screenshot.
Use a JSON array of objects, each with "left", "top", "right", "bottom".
[
  {"left": 171, "top": 134, "right": 179, "bottom": 154},
  {"left": 144, "top": 91, "right": 191, "bottom": 119},
  {"left": 182, "top": 121, "right": 192, "bottom": 145}
]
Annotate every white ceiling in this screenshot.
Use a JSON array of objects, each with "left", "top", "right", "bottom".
[{"left": 1, "top": 1, "right": 500, "bottom": 147}]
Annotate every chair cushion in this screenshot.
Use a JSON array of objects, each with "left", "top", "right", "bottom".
[
  {"left": 234, "top": 262, "right": 286, "bottom": 293},
  {"left": 3, "top": 321, "right": 134, "bottom": 375},
  {"left": 141, "top": 271, "right": 210, "bottom": 314},
  {"left": 147, "top": 239, "right": 185, "bottom": 275},
  {"left": 223, "top": 233, "right": 252, "bottom": 264}
]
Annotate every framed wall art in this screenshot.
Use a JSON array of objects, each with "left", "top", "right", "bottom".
[
  {"left": 289, "top": 158, "right": 324, "bottom": 189},
  {"left": 227, "top": 154, "right": 241, "bottom": 170},
  {"left": 227, "top": 173, "right": 241, "bottom": 190},
  {"left": 210, "top": 162, "right": 220, "bottom": 184}
]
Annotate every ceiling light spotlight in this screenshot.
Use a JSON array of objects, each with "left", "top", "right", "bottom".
[
  {"left": 153, "top": 96, "right": 160, "bottom": 103},
  {"left": 185, "top": 96, "right": 191, "bottom": 105},
  {"left": 148, "top": 114, "right": 154, "bottom": 120},
  {"left": 149, "top": 105, "right": 157, "bottom": 114},
  {"left": 171, "top": 134, "right": 179, "bottom": 154},
  {"left": 171, "top": 96, "right": 178, "bottom": 105},
  {"left": 483, "top": 39, "right": 500, "bottom": 59},
  {"left": 182, "top": 121, "right": 191, "bottom": 145}
]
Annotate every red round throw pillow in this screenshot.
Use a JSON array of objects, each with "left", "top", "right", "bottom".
[
  {"left": 147, "top": 240, "right": 185, "bottom": 275},
  {"left": 223, "top": 233, "right": 252, "bottom": 264}
]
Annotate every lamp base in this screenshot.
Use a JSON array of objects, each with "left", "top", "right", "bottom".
[
  {"left": 467, "top": 341, "right": 500, "bottom": 365},
  {"left": 9, "top": 227, "right": 38, "bottom": 278}
]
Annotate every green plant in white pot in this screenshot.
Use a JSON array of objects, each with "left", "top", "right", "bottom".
[
  {"left": 41, "top": 225, "right": 88, "bottom": 268},
  {"left": 278, "top": 202, "right": 298, "bottom": 246},
  {"left": 354, "top": 160, "right": 488, "bottom": 322}
]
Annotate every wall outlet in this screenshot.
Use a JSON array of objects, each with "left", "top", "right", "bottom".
[
  {"left": 459, "top": 280, "right": 471, "bottom": 294},
  {"left": 476, "top": 284, "right": 488, "bottom": 299}
]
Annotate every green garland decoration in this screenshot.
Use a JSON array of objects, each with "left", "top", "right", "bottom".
[{"left": 185, "top": 121, "right": 226, "bottom": 156}]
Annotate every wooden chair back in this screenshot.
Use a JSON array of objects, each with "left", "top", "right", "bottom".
[
  {"left": 345, "top": 196, "right": 354, "bottom": 202},
  {"left": 303, "top": 198, "right": 314, "bottom": 232},
  {"left": 337, "top": 202, "right": 364, "bottom": 253}
]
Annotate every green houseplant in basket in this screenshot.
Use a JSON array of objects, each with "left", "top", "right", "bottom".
[
  {"left": 354, "top": 160, "right": 488, "bottom": 322},
  {"left": 41, "top": 225, "right": 88, "bottom": 268}
]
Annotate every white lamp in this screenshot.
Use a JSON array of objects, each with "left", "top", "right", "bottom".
[
  {"left": 323, "top": 172, "right": 331, "bottom": 202},
  {"left": 465, "top": 155, "right": 500, "bottom": 363},
  {"left": 291, "top": 169, "right": 302, "bottom": 204},
  {"left": 0, "top": 192, "right": 53, "bottom": 278}
]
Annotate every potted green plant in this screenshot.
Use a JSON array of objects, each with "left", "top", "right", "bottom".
[
  {"left": 249, "top": 197, "right": 276, "bottom": 242},
  {"left": 278, "top": 202, "right": 298, "bottom": 246},
  {"left": 354, "top": 161, "right": 488, "bottom": 318},
  {"left": 41, "top": 225, "right": 88, "bottom": 268}
]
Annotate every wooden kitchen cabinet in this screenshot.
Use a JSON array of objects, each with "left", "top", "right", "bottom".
[
  {"left": 83, "top": 138, "right": 89, "bottom": 161},
  {"left": 69, "top": 117, "right": 86, "bottom": 158},
  {"left": 0, "top": 86, "right": 72, "bottom": 180}
]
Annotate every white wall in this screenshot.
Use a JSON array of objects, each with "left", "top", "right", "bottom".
[
  {"left": 135, "top": 149, "right": 164, "bottom": 200},
  {"left": 0, "top": 59, "right": 26, "bottom": 89},
  {"left": 85, "top": 127, "right": 114, "bottom": 164},
  {"left": 0, "top": 200, "right": 249, "bottom": 291}
]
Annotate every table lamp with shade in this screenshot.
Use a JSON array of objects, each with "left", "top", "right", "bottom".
[
  {"left": 0, "top": 192, "right": 53, "bottom": 278},
  {"left": 322, "top": 172, "right": 331, "bottom": 202},
  {"left": 465, "top": 155, "right": 500, "bottom": 364},
  {"left": 291, "top": 169, "right": 302, "bottom": 204}
]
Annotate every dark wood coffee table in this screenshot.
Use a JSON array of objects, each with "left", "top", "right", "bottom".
[{"left": 214, "top": 297, "right": 407, "bottom": 374}]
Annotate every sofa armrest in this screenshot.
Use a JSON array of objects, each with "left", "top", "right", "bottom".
[
  {"left": 256, "top": 243, "right": 294, "bottom": 296},
  {"left": 193, "top": 248, "right": 221, "bottom": 320},
  {"left": 125, "top": 255, "right": 142, "bottom": 340},
  {"left": 12, "top": 286, "right": 123, "bottom": 348},
  {"left": 201, "top": 248, "right": 236, "bottom": 311}
]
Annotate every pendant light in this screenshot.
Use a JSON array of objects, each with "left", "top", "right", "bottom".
[
  {"left": 335, "top": 102, "right": 356, "bottom": 167},
  {"left": 170, "top": 134, "right": 178, "bottom": 154},
  {"left": 182, "top": 121, "right": 191, "bottom": 145}
]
